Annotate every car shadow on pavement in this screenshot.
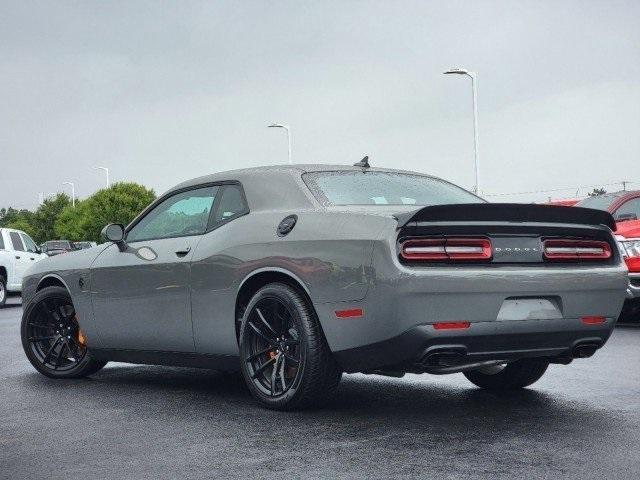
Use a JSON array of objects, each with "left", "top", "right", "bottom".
[{"left": 22, "top": 363, "right": 622, "bottom": 437}]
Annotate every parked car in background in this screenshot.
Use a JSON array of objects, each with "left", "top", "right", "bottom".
[
  {"left": 73, "top": 241, "right": 98, "bottom": 250},
  {"left": 20, "top": 164, "right": 628, "bottom": 409},
  {"left": 41, "top": 240, "right": 76, "bottom": 256},
  {"left": 546, "top": 199, "right": 580, "bottom": 207},
  {"left": 576, "top": 191, "right": 640, "bottom": 322},
  {"left": 0, "top": 227, "right": 47, "bottom": 307}
]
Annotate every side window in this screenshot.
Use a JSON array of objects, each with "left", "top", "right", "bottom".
[
  {"left": 127, "top": 186, "right": 218, "bottom": 242},
  {"left": 9, "top": 232, "right": 25, "bottom": 252},
  {"left": 210, "top": 184, "right": 249, "bottom": 227},
  {"left": 21, "top": 234, "right": 38, "bottom": 253},
  {"left": 616, "top": 198, "right": 640, "bottom": 221},
  {"left": 0, "top": 231, "right": 5, "bottom": 250}
]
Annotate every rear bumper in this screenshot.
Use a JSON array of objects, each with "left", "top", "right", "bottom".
[{"left": 333, "top": 317, "right": 614, "bottom": 373}]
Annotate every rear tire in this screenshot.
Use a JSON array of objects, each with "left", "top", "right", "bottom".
[
  {"left": 463, "top": 358, "right": 549, "bottom": 391},
  {"left": 239, "top": 283, "right": 342, "bottom": 410},
  {"left": 21, "top": 286, "right": 107, "bottom": 378}
]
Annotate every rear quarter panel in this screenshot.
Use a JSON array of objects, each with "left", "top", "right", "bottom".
[{"left": 190, "top": 210, "right": 392, "bottom": 355}]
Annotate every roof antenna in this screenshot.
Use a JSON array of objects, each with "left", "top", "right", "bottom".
[{"left": 353, "top": 155, "right": 370, "bottom": 168}]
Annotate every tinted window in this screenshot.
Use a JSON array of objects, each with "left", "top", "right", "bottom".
[
  {"left": 127, "top": 186, "right": 218, "bottom": 242},
  {"left": 0, "top": 231, "right": 4, "bottom": 250},
  {"left": 615, "top": 198, "right": 640, "bottom": 221},
  {"left": 211, "top": 184, "right": 248, "bottom": 226},
  {"left": 9, "top": 232, "right": 25, "bottom": 251},
  {"left": 46, "top": 241, "right": 72, "bottom": 250},
  {"left": 21, "top": 234, "right": 38, "bottom": 253},
  {"left": 303, "top": 171, "right": 481, "bottom": 206},
  {"left": 576, "top": 194, "right": 621, "bottom": 211}
]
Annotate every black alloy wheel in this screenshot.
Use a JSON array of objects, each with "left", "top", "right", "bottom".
[
  {"left": 21, "top": 286, "right": 106, "bottom": 378},
  {"left": 239, "top": 283, "right": 342, "bottom": 410}
]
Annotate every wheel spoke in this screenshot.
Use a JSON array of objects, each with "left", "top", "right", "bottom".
[
  {"left": 28, "top": 335, "right": 56, "bottom": 342},
  {"left": 270, "top": 354, "right": 280, "bottom": 395},
  {"left": 54, "top": 341, "right": 67, "bottom": 369},
  {"left": 251, "top": 357, "right": 276, "bottom": 379},
  {"left": 279, "top": 354, "right": 287, "bottom": 391},
  {"left": 43, "top": 337, "right": 62, "bottom": 365},
  {"left": 247, "top": 321, "right": 276, "bottom": 346},
  {"left": 255, "top": 308, "right": 278, "bottom": 337},
  {"left": 281, "top": 351, "right": 300, "bottom": 365},
  {"left": 246, "top": 345, "right": 275, "bottom": 362},
  {"left": 282, "top": 339, "right": 299, "bottom": 346}
]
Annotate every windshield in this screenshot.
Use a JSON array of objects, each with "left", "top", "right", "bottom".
[
  {"left": 46, "top": 241, "right": 71, "bottom": 250},
  {"left": 576, "top": 194, "right": 620, "bottom": 211},
  {"left": 302, "top": 171, "right": 481, "bottom": 206}
]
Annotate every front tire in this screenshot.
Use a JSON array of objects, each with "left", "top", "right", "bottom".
[
  {"left": 21, "top": 286, "right": 106, "bottom": 378},
  {"left": 463, "top": 358, "right": 549, "bottom": 391},
  {"left": 0, "top": 276, "right": 6, "bottom": 308},
  {"left": 239, "top": 283, "right": 342, "bottom": 410}
]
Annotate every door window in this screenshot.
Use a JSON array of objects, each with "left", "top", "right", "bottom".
[
  {"left": 21, "top": 234, "right": 38, "bottom": 253},
  {"left": 9, "top": 232, "right": 25, "bottom": 251},
  {"left": 0, "top": 232, "right": 4, "bottom": 250},
  {"left": 615, "top": 198, "right": 640, "bottom": 221},
  {"left": 127, "top": 186, "right": 218, "bottom": 242}
]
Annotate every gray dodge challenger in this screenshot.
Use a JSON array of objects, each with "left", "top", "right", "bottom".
[{"left": 20, "top": 163, "right": 629, "bottom": 409}]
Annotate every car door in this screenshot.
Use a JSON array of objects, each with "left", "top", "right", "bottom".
[
  {"left": 8, "top": 231, "right": 32, "bottom": 288},
  {"left": 91, "top": 185, "right": 219, "bottom": 351}
]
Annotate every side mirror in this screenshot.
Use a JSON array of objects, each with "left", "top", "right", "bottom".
[
  {"left": 101, "top": 223, "right": 127, "bottom": 251},
  {"left": 616, "top": 213, "right": 638, "bottom": 222}
]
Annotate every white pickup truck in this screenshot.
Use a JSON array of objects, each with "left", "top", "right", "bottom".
[{"left": 0, "top": 228, "right": 47, "bottom": 307}]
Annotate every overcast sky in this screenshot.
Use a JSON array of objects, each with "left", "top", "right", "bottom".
[{"left": 1, "top": 0, "right": 639, "bottom": 209}]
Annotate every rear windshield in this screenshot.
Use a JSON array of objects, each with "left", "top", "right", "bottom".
[
  {"left": 576, "top": 195, "right": 620, "bottom": 211},
  {"left": 302, "top": 171, "right": 481, "bottom": 206}
]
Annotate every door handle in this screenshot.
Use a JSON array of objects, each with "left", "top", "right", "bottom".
[
  {"left": 175, "top": 246, "right": 191, "bottom": 257},
  {"left": 15, "top": 255, "right": 20, "bottom": 259},
  {"left": 30, "top": 257, "right": 35, "bottom": 261}
]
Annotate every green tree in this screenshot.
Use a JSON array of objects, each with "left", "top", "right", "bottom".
[
  {"left": 29, "top": 193, "right": 72, "bottom": 243},
  {"left": 588, "top": 188, "right": 607, "bottom": 197},
  {"left": 55, "top": 183, "right": 155, "bottom": 242},
  {"left": 0, "top": 207, "right": 36, "bottom": 238}
]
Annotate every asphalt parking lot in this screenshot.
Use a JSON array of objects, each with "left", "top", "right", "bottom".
[{"left": 1, "top": 297, "right": 639, "bottom": 480}]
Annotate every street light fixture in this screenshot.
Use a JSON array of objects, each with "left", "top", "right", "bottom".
[
  {"left": 95, "top": 166, "right": 110, "bottom": 188},
  {"left": 444, "top": 68, "right": 480, "bottom": 195},
  {"left": 268, "top": 123, "right": 292, "bottom": 164},
  {"left": 62, "top": 182, "right": 75, "bottom": 207}
]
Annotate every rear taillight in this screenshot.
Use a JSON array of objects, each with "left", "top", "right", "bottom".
[
  {"left": 400, "top": 238, "right": 492, "bottom": 262},
  {"left": 543, "top": 239, "right": 612, "bottom": 261},
  {"left": 618, "top": 238, "right": 640, "bottom": 272}
]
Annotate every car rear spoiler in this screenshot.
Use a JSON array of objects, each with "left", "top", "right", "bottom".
[{"left": 394, "top": 203, "right": 616, "bottom": 231}]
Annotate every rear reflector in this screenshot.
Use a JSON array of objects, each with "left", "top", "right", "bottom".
[
  {"left": 543, "top": 239, "right": 612, "bottom": 261},
  {"left": 432, "top": 321, "right": 471, "bottom": 330},
  {"left": 401, "top": 238, "right": 492, "bottom": 262},
  {"left": 335, "top": 308, "right": 364, "bottom": 319},
  {"left": 581, "top": 316, "right": 606, "bottom": 325}
]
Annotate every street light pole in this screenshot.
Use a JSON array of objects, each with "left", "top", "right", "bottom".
[
  {"left": 268, "top": 123, "right": 292, "bottom": 164},
  {"left": 95, "top": 166, "right": 110, "bottom": 188},
  {"left": 444, "top": 68, "right": 480, "bottom": 195},
  {"left": 62, "top": 182, "right": 75, "bottom": 207}
]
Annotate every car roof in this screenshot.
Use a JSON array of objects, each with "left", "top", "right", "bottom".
[{"left": 166, "top": 164, "right": 449, "bottom": 212}]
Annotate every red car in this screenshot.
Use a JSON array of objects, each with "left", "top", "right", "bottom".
[{"left": 576, "top": 191, "right": 640, "bottom": 322}]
